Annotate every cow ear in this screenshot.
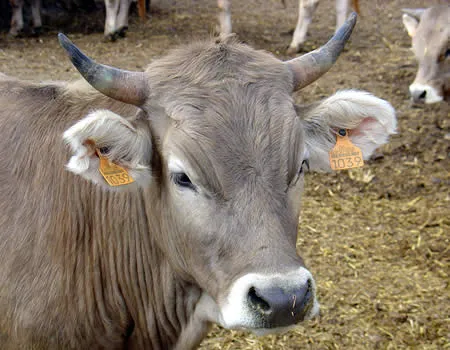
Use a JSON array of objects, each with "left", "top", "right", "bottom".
[
  {"left": 300, "top": 90, "right": 397, "bottom": 172},
  {"left": 402, "top": 12, "right": 420, "bottom": 37},
  {"left": 63, "top": 109, "right": 153, "bottom": 190}
]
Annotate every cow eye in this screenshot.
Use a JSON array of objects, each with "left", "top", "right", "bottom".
[
  {"left": 438, "top": 49, "right": 450, "bottom": 62},
  {"left": 171, "top": 172, "right": 196, "bottom": 190}
]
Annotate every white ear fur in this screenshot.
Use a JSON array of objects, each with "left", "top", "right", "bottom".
[
  {"left": 63, "top": 109, "right": 152, "bottom": 189},
  {"left": 302, "top": 90, "right": 397, "bottom": 172},
  {"left": 402, "top": 13, "right": 419, "bottom": 38}
]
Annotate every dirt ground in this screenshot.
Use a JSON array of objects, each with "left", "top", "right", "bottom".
[{"left": 0, "top": 0, "right": 449, "bottom": 349}]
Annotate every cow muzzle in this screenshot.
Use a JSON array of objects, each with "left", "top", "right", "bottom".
[
  {"left": 409, "top": 83, "right": 443, "bottom": 104},
  {"left": 219, "top": 268, "right": 319, "bottom": 331}
]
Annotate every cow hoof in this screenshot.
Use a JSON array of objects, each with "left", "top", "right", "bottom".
[
  {"left": 286, "top": 45, "right": 300, "bottom": 55},
  {"left": 8, "top": 30, "right": 23, "bottom": 38},
  {"left": 104, "top": 32, "right": 119, "bottom": 42},
  {"left": 116, "top": 26, "right": 128, "bottom": 38},
  {"left": 31, "top": 26, "right": 42, "bottom": 37}
]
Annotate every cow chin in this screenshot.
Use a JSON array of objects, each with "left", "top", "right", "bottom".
[{"left": 217, "top": 268, "right": 320, "bottom": 332}]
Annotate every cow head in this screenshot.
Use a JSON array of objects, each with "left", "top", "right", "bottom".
[
  {"left": 402, "top": 6, "right": 450, "bottom": 104},
  {"left": 61, "top": 13, "right": 396, "bottom": 333}
]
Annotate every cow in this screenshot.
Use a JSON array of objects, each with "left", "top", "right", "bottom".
[
  {"left": 7, "top": 0, "right": 146, "bottom": 40},
  {"left": 402, "top": 5, "right": 450, "bottom": 104},
  {"left": 104, "top": 0, "right": 146, "bottom": 41},
  {"left": 0, "top": 13, "right": 396, "bottom": 349},
  {"left": 218, "top": 0, "right": 360, "bottom": 54},
  {"left": 8, "top": 0, "right": 357, "bottom": 48},
  {"left": 287, "top": 0, "right": 360, "bottom": 54},
  {"left": 8, "top": 0, "right": 42, "bottom": 36}
]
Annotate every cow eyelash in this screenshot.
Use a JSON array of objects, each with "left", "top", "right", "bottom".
[
  {"left": 299, "top": 159, "right": 310, "bottom": 175},
  {"left": 289, "top": 159, "right": 309, "bottom": 189},
  {"left": 171, "top": 172, "right": 196, "bottom": 191},
  {"left": 438, "top": 48, "right": 450, "bottom": 63}
]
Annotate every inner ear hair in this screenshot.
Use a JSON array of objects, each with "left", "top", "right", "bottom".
[{"left": 82, "top": 139, "right": 97, "bottom": 156}]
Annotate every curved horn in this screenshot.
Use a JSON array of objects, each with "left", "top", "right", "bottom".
[
  {"left": 285, "top": 12, "right": 357, "bottom": 91},
  {"left": 58, "top": 33, "right": 148, "bottom": 106}
]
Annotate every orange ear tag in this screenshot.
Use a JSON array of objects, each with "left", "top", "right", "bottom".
[
  {"left": 328, "top": 129, "right": 364, "bottom": 171},
  {"left": 96, "top": 149, "right": 134, "bottom": 186}
]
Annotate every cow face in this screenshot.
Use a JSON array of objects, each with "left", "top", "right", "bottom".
[
  {"left": 62, "top": 14, "right": 396, "bottom": 332},
  {"left": 402, "top": 6, "right": 450, "bottom": 104}
]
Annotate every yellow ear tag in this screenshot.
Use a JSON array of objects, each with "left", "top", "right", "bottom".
[
  {"left": 96, "top": 149, "right": 134, "bottom": 186},
  {"left": 328, "top": 129, "right": 364, "bottom": 171}
]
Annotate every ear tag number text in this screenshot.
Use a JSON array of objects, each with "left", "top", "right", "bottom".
[
  {"left": 328, "top": 129, "right": 364, "bottom": 171},
  {"left": 96, "top": 149, "right": 134, "bottom": 186}
]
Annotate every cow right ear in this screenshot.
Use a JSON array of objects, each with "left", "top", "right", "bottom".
[
  {"left": 63, "top": 110, "right": 153, "bottom": 190},
  {"left": 402, "top": 13, "right": 419, "bottom": 38}
]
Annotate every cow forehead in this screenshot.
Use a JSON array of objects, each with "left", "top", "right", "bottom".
[
  {"left": 143, "top": 39, "right": 302, "bottom": 193},
  {"left": 162, "top": 91, "right": 304, "bottom": 196},
  {"left": 145, "top": 38, "right": 294, "bottom": 108},
  {"left": 414, "top": 7, "right": 449, "bottom": 56}
]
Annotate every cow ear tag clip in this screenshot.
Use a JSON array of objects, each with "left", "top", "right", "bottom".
[
  {"left": 96, "top": 149, "right": 134, "bottom": 186},
  {"left": 328, "top": 129, "right": 364, "bottom": 171}
]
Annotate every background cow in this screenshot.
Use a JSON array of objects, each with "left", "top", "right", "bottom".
[
  {"left": 402, "top": 5, "right": 450, "bottom": 104},
  {"left": 8, "top": 0, "right": 42, "bottom": 36},
  {"left": 218, "top": 0, "right": 360, "bottom": 54},
  {"left": 0, "top": 14, "right": 396, "bottom": 349},
  {"left": 7, "top": 0, "right": 146, "bottom": 39},
  {"left": 5, "top": 0, "right": 358, "bottom": 50},
  {"left": 287, "top": 0, "right": 360, "bottom": 54},
  {"left": 104, "top": 0, "right": 146, "bottom": 40}
]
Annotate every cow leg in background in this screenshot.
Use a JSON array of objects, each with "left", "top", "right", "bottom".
[
  {"left": 287, "top": 0, "right": 319, "bottom": 54},
  {"left": 104, "top": 0, "right": 120, "bottom": 41},
  {"left": 335, "top": 0, "right": 349, "bottom": 30},
  {"left": 9, "top": 0, "right": 24, "bottom": 36},
  {"left": 9, "top": 0, "right": 42, "bottom": 37},
  {"left": 30, "top": 0, "right": 42, "bottom": 35},
  {"left": 116, "top": 0, "right": 133, "bottom": 37},
  {"left": 217, "top": 0, "right": 232, "bottom": 37}
]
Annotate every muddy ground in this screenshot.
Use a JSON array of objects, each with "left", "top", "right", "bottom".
[{"left": 0, "top": 0, "right": 449, "bottom": 349}]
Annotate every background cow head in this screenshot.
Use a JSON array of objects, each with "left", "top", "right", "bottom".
[{"left": 402, "top": 6, "right": 450, "bottom": 104}]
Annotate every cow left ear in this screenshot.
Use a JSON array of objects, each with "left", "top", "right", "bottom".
[
  {"left": 300, "top": 90, "right": 397, "bottom": 172},
  {"left": 401, "top": 8, "right": 426, "bottom": 38},
  {"left": 63, "top": 109, "right": 153, "bottom": 190}
]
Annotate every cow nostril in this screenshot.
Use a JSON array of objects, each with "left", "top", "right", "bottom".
[
  {"left": 411, "top": 88, "right": 427, "bottom": 103},
  {"left": 302, "top": 279, "right": 313, "bottom": 309},
  {"left": 248, "top": 287, "right": 271, "bottom": 313},
  {"left": 419, "top": 90, "right": 426, "bottom": 99}
]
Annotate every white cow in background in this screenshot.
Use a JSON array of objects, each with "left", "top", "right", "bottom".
[
  {"left": 8, "top": 0, "right": 358, "bottom": 49},
  {"left": 104, "top": 0, "right": 146, "bottom": 40},
  {"left": 218, "top": 0, "right": 360, "bottom": 54}
]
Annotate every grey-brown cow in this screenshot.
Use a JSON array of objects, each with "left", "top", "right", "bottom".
[
  {"left": 0, "top": 14, "right": 396, "bottom": 349},
  {"left": 402, "top": 5, "right": 450, "bottom": 103}
]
